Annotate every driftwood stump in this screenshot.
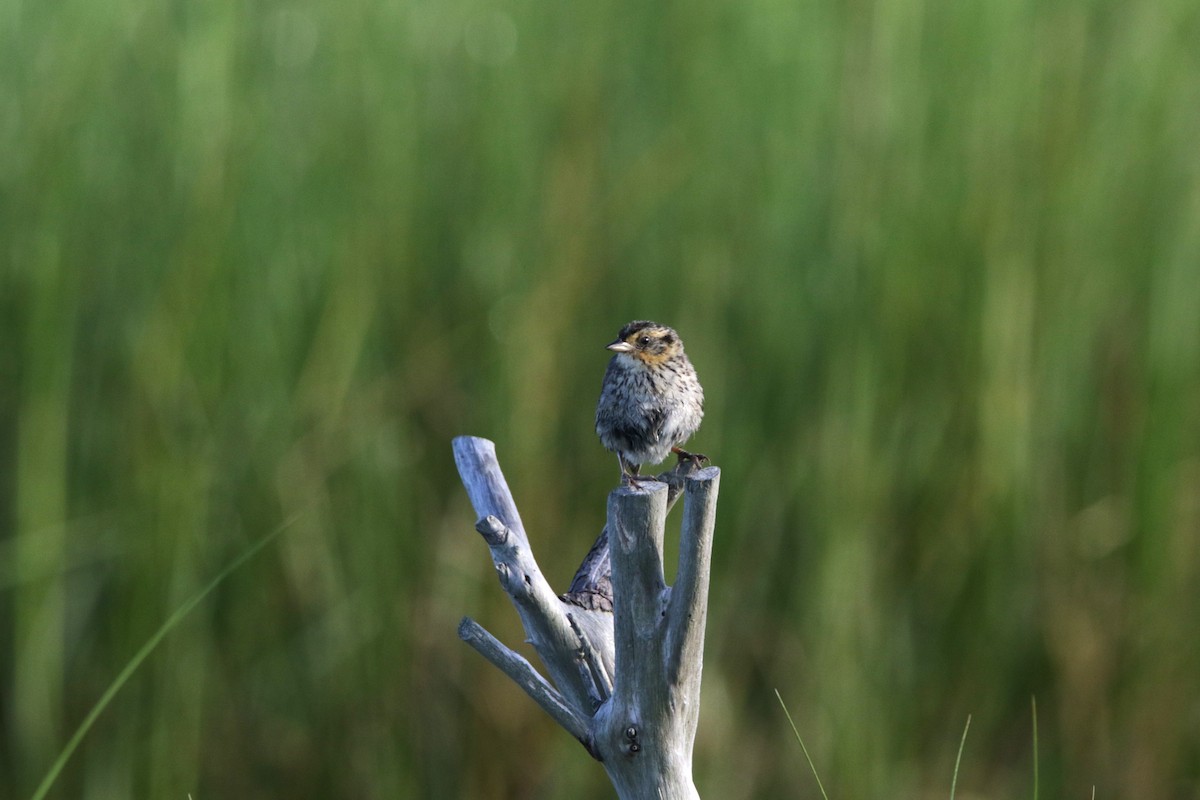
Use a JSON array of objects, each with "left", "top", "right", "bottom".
[{"left": 454, "top": 436, "right": 720, "bottom": 799}]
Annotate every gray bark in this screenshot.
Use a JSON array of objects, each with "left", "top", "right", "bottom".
[{"left": 453, "top": 436, "right": 720, "bottom": 798}]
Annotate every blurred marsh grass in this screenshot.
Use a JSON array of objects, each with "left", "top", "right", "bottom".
[{"left": 2, "top": 0, "right": 1200, "bottom": 796}]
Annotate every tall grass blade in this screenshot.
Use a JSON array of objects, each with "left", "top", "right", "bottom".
[
  {"left": 1031, "top": 695, "right": 1040, "bottom": 800},
  {"left": 950, "top": 714, "right": 972, "bottom": 800},
  {"left": 774, "top": 688, "right": 830, "bottom": 800},
  {"left": 30, "top": 514, "right": 302, "bottom": 800}
]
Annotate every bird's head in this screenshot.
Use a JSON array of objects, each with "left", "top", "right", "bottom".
[{"left": 606, "top": 321, "right": 683, "bottom": 365}]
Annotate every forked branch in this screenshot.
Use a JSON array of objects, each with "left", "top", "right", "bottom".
[{"left": 453, "top": 436, "right": 720, "bottom": 799}]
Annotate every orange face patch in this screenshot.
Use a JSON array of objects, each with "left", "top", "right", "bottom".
[
  {"left": 632, "top": 349, "right": 672, "bottom": 366},
  {"left": 622, "top": 326, "right": 680, "bottom": 365}
]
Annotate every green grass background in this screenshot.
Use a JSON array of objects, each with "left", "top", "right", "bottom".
[{"left": 3, "top": 0, "right": 1199, "bottom": 796}]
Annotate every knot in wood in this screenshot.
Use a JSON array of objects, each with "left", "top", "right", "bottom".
[{"left": 623, "top": 724, "right": 643, "bottom": 755}]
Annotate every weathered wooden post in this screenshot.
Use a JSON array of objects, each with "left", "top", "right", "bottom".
[{"left": 454, "top": 436, "right": 720, "bottom": 798}]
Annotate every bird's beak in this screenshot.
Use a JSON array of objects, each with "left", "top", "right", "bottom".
[{"left": 606, "top": 340, "right": 635, "bottom": 353}]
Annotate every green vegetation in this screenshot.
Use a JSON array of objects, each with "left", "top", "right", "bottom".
[
  {"left": 3, "top": 0, "right": 1199, "bottom": 796},
  {"left": 951, "top": 715, "right": 971, "bottom": 800},
  {"left": 30, "top": 517, "right": 296, "bottom": 800},
  {"left": 776, "top": 689, "right": 830, "bottom": 800}
]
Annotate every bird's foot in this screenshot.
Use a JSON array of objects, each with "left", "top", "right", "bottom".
[
  {"left": 671, "top": 447, "right": 709, "bottom": 467},
  {"left": 622, "top": 472, "right": 648, "bottom": 489}
]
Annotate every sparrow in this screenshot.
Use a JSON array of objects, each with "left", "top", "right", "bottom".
[{"left": 595, "top": 321, "right": 706, "bottom": 485}]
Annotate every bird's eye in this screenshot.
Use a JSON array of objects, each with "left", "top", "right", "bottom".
[{"left": 637, "top": 336, "right": 651, "bottom": 347}]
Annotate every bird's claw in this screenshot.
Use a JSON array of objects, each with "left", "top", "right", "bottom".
[
  {"left": 671, "top": 447, "right": 709, "bottom": 467},
  {"left": 624, "top": 474, "right": 665, "bottom": 490}
]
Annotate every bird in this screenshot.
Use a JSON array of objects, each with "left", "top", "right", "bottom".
[{"left": 595, "top": 320, "right": 706, "bottom": 486}]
